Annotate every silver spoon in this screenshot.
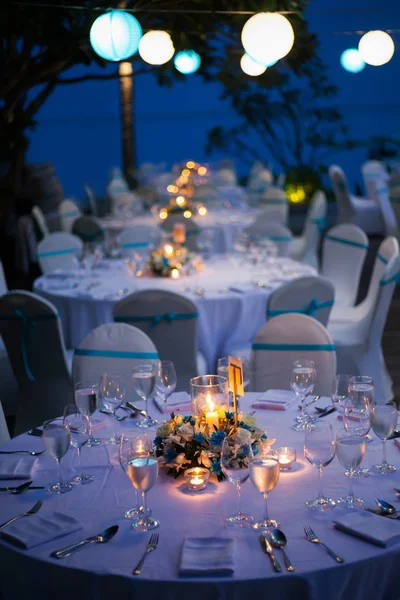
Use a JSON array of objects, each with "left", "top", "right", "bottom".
[
  {"left": 0, "top": 449, "right": 46, "bottom": 456},
  {"left": 376, "top": 498, "right": 397, "bottom": 515},
  {"left": 268, "top": 529, "right": 295, "bottom": 572},
  {"left": 51, "top": 524, "right": 119, "bottom": 559},
  {"left": 393, "top": 488, "right": 400, "bottom": 500}
]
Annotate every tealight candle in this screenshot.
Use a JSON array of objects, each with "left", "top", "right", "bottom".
[
  {"left": 277, "top": 447, "right": 296, "bottom": 471},
  {"left": 171, "top": 268, "right": 180, "bottom": 279},
  {"left": 164, "top": 244, "right": 174, "bottom": 257},
  {"left": 205, "top": 394, "right": 219, "bottom": 431},
  {"left": 184, "top": 467, "right": 210, "bottom": 492}
]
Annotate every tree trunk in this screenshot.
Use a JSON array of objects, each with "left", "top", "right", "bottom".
[{"left": 119, "top": 61, "right": 136, "bottom": 186}]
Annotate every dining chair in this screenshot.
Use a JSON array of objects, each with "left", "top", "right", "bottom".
[
  {"left": 244, "top": 221, "right": 293, "bottom": 257},
  {"left": 0, "top": 291, "right": 72, "bottom": 435},
  {"left": 373, "top": 180, "right": 398, "bottom": 237},
  {"left": 0, "top": 262, "right": 19, "bottom": 423},
  {"left": 118, "top": 225, "right": 161, "bottom": 258},
  {"left": 328, "top": 236, "right": 399, "bottom": 402},
  {"left": 266, "top": 276, "right": 335, "bottom": 327},
  {"left": 257, "top": 186, "right": 288, "bottom": 223},
  {"left": 31, "top": 205, "right": 49, "bottom": 242},
  {"left": 58, "top": 198, "right": 81, "bottom": 233},
  {"left": 0, "top": 400, "right": 10, "bottom": 444},
  {"left": 250, "top": 313, "right": 336, "bottom": 395},
  {"left": 289, "top": 190, "right": 327, "bottom": 270},
  {"left": 72, "top": 215, "right": 105, "bottom": 245},
  {"left": 114, "top": 290, "right": 207, "bottom": 391},
  {"left": 320, "top": 223, "right": 368, "bottom": 307},
  {"left": 160, "top": 214, "right": 200, "bottom": 252},
  {"left": 84, "top": 184, "right": 100, "bottom": 217},
  {"left": 72, "top": 322, "right": 159, "bottom": 403},
  {"left": 361, "top": 160, "right": 389, "bottom": 200},
  {"left": 37, "top": 232, "right": 83, "bottom": 274}
]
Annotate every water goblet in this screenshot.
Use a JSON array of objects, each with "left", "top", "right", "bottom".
[
  {"left": 304, "top": 421, "right": 336, "bottom": 510},
  {"left": 336, "top": 430, "right": 366, "bottom": 508},
  {"left": 250, "top": 449, "right": 280, "bottom": 530},
  {"left": 121, "top": 445, "right": 159, "bottom": 531},
  {"left": 221, "top": 434, "right": 254, "bottom": 527},
  {"left": 43, "top": 417, "right": 72, "bottom": 494},
  {"left": 99, "top": 373, "right": 125, "bottom": 444},
  {"left": 348, "top": 376, "right": 374, "bottom": 443},
  {"left": 132, "top": 364, "right": 157, "bottom": 428},
  {"left": 155, "top": 361, "right": 177, "bottom": 412},
  {"left": 119, "top": 433, "right": 153, "bottom": 520},
  {"left": 345, "top": 376, "right": 373, "bottom": 477},
  {"left": 63, "top": 405, "right": 94, "bottom": 485},
  {"left": 370, "top": 401, "right": 398, "bottom": 475},
  {"left": 75, "top": 381, "right": 101, "bottom": 446},
  {"left": 291, "top": 360, "right": 316, "bottom": 431},
  {"left": 331, "top": 374, "right": 352, "bottom": 413}
]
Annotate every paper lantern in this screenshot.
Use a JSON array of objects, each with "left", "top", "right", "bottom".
[
  {"left": 358, "top": 30, "right": 395, "bottom": 66},
  {"left": 174, "top": 50, "right": 201, "bottom": 74},
  {"left": 241, "top": 12, "right": 294, "bottom": 66},
  {"left": 340, "top": 48, "right": 366, "bottom": 73},
  {"left": 139, "top": 31, "right": 175, "bottom": 65},
  {"left": 240, "top": 54, "right": 267, "bottom": 76},
  {"left": 90, "top": 10, "right": 142, "bottom": 62}
]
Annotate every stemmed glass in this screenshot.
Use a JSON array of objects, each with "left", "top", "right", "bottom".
[
  {"left": 250, "top": 449, "right": 280, "bottom": 530},
  {"left": 344, "top": 377, "right": 373, "bottom": 478},
  {"left": 63, "top": 405, "right": 94, "bottom": 485},
  {"left": 370, "top": 401, "right": 398, "bottom": 475},
  {"left": 336, "top": 430, "right": 366, "bottom": 508},
  {"left": 75, "top": 381, "right": 101, "bottom": 446},
  {"left": 99, "top": 373, "right": 125, "bottom": 444},
  {"left": 291, "top": 360, "right": 316, "bottom": 431},
  {"left": 132, "top": 364, "right": 157, "bottom": 428},
  {"left": 155, "top": 361, "right": 177, "bottom": 411},
  {"left": 119, "top": 432, "right": 152, "bottom": 520},
  {"left": 348, "top": 376, "right": 374, "bottom": 442},
  {"left": 331, "top": 374, "right": 352, "bottom": 413},
  {"left": 217, "top": 356, "right": 250, "bottom": 391},
  {"left": 221, "top": 433, "right": 254, "bottom": 527},
  {"left": 304, "top": 421, "right": 336, "bottom": 510},
  {"left": 43, "top": 417, "right": 72, "bottom": 494}
]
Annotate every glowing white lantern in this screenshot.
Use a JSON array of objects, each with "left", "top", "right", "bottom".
[
  {"left": 340, "top": 48, "right": 366, "bottom": 73},
  {"left": 241, "top": 12, "right": 294, "bottom": 65},
  {"left": 90, "top": 10, "right": 142, "bottom": 62},
  {"left": 358, "top": 30, "right": 395, "bottom": 66},
  {"left": 240, "top": 54, "right": 267, "bottom": 76},
  {"left": 139, "top": 30, "right": 175, "bottom": 65},
  {"left": 174, "top": 50, "right": 201, "bottom": 74}
]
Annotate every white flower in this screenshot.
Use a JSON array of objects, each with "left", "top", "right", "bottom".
[
  {"left": 235, "top": 428, "right": 252, "bottom": 444},
  {"left": 239, "top": 412, "right": 257, "bottom": 429},
  {"left": 179, "top": 423, "right": 194, "bottom": 441},
  {"left": 157, "top": 422, "right": 173, "bottom": 438},
  {"left": 198, "top": 450, "right": 212, "bottom": 468},
  {"left": 166, "top": 453, "right": 191, "bottom": 470}
]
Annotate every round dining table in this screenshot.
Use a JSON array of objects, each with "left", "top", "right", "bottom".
[
  {"left": 0, "top": 394, "right": 399, "bottom": 600},
  {"left": 33, "top": 256, "right": 315, "bottom": 370}
]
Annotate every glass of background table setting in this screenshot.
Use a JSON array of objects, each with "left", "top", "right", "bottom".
[
  {"left": 370, "top": 401, "right": 398, "bottom": 475},
  {"left": 217, "top": 356, "right": 250, "bottom": 392},
  {"left": 304, "top": 421, "right": 336, "bottom": 510},
  {"left": 335, "top": 430, "right": 366, "bottom": 508},
  {"left": 63, "top": 404, "right": 94, "bottom": 485},
  {"left": 43, "top": 417, "right": 72, "bottom": 494},
  {"left": 132, "top": 364, "right": 157, "bottom": 428},
  {"left": 221, "top": 433, "right": 254, "bottom": 527},
  {"left": 155, "top": 360, "right": 177, "bottom": 411},
  {"left": 343, "top": 376, "right": 373, "bottom": 478},
  {"left": 75, "top": 381, "right": 101, "bottom": 446},
  {"left": 331, "top": 374, "right": 350, "bottom": 413},
  {"left": 119, "top": 431, "right": 159, "bottom": 531},
  {"left": 98, "top": 373, "right": 125, "bottom": 444},
  {"left": 250, "top": 449, "right": 280, "bottom": 530},
  {"left": 291, "top": 360, "right": 316, "bottom": 431}
]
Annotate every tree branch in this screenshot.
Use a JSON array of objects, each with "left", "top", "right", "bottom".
[{"left": 55, "top": 66, "right": 154, "bottom": 85}]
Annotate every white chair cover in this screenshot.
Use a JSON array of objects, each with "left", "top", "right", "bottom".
[
  {"left": 214, "top": 169, "right": 237, "bottom": 186},
  {"left": 244, "top": 222, "right": 293, "bottom": 257},
  {"left": 328, "top": 237, "right": 399, "bottom": 401},
  {"left": 389, "top": 176, "right": 400, "bottom": 232},
  {"left": 373, "top": 180, "right": 398, "bottom": 237},
  {"left": 0, "top": 401, "right": 10, "bottom": 443},
  {"left": 321, "top": 224, "right": 368, "bottom": 307},
  {"left": 58, "top": 199, "right": 81, "bottom": 233},
  {"left": 37, "top": 232, "right": 83, "bottom": 274},
  {"left": 72, "top": 216, "right": 105, "bottom": 245},
  {"left": 266, "top": 276, "right": 335, "bottom": 327},
  {"left": 72, "top": 322, "right": 159, "bottom": 403},
  {"left": 0, "top": 264, "right": 19, "bottom": 419},
  {"left": 160, "top": 215, "right": 200, "bottom": 252},
  {"left": 289, "top": 191, "right": 327, "bottom": 270},
  {"left": 84, "top": 185, "right": 99, "bottom": 217},
  {"left": 250, "top": 313, "right": 336, "bottom": 395},
  {"left": 31, "top": 206, "right": 49, "bottom": 240},
  {"left": 361, "top": 160, "right": 389, "bottom": 199},
  {"left": 114, "top": 290, "right": 200, "bottom": 391},
  {"left": 118, "top": 225, "right": 161, "bottom": 258},
  {"left": 0, "top": 291, "right": 72, "bottom": 434},
  {"left": 258, "top": 186, "right": 288, "bottom": 223}
]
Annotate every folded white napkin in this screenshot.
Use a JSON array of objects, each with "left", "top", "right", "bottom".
[
  {"left": 0, "top": 511, "right": 82, "bottom": 549},
  {"left": 0, "top": 457, "right": 38, "bottom": 480},
  {"left": 333, "top": 510, "right": 400, "bottom": 547},
  {"left": 229, "top": 284, "right": 256, "bottom": 293},
  {"left": 179, "top": 537, "right": 234, "bottom": 576},
  {"left": 164, "top": 392, "right": 192, "bottom": 414},
  {"left": 252, "top": 389, "right": 295, "bottom": 411}
]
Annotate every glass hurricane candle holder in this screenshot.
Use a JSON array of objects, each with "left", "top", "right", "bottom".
[
  {"left": 184, "top": 467, "right": 210, "bottom": 492},
  {"left": 190, "top": 375, "right": 229, "bottom": 420},
  {"left": 277, "top": 447, "right": 297, "bottom": 471}
]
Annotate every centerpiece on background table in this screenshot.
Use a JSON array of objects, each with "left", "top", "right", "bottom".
[
  {"left": 158, "top": 194, "right": 208, "bottom": 222},
  {"left": 147, "top": 223, "right": 204, "bottom": 279}
]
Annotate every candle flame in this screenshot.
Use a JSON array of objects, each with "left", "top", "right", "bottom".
[{"left": 206, "top": 393, "right": 214, "bottom": 411}]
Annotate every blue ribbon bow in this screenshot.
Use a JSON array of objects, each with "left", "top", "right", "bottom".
[
  {"left": 311, "top": 217, "right": 328, "bottom": 233},
  {"left": 267, "top": 299, "right": 333, "bottom": 319},
  {"left": 115, "top": 312, "right": 198, "bottom": 328}
]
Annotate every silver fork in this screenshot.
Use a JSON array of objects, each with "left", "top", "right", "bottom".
[
  {"left": 0, "top": 449, "right": 46, "bottom": 456},
  {"left": 0, "top": 500, "right": 43, "bottom": 529},
  {"left": 304, "top": 526, "right": 344, "bottom": 563},
  {"left": 132, "top": 533, "right": 159, "bottom": 575}
]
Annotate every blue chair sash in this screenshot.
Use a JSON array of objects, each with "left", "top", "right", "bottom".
[
  {"left": 120, "top": 242, "right": 150, "bottom": 249},
  {"left": 267, "top": 299, "right": 334, "bottom": 319},
  {"left": 380, "top": 272, "right": 400, "bottom": 287},
  {"left": 75, "top": 349, "right": 159, "bottom": 359},
  {"left": 37, "top": 248, "right": 81, "bottom": 258},
  {"left": 252, "top": 343, "right": 335, "bottom": 352},
  {"left": 377, "top": 253, "right": 388, "bottom": 265},
  {"left": 310, "top": 217, "right": 327, "bottom": 233},
  {"left": 115, "top": 312, "right": 198, "bottom": 328},
  {"left": 325, "top": 235, "right": 368, "bottom": 250}
]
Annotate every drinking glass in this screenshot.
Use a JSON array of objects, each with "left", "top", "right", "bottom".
[
  {"left": 304, "top": 421, "right": 336, "bottom": 510},
  {"left": 132, "top": 364, "right": 157, "bottom": 428},
  {"left": 217, "top": 356, "right": 250, "bottom": 391},
  {"left": 99, "top": 373, "right": 125, "bottom": 444},
  {"left": 348, "top": 376, "right": 374, "bottom": 442},
  {"left": 331, "top": 374, "right": 352, "bottom": 412},
  {"left": 221, "top": 434, "right": 254, "bottom": 527},
  {"left": 43, "top": 417, "right": 72, "bottom": 494},
  {"left": 75, "top": 381, "right": 101, "bottom": 447},
  {"left": 370, "top": 401, "right": 398, "bottom": 475},
  {"left": 250, "top": 449, "right": 280, "bottom": 530},
  {"left": 291, "top": 360, "right": 316, "bottom": 431},
  {"left": 119, "top": 432, "right": 153, "bottom": 520},
  {"left": 336, "top": 430, "right": 366, "bottom": 508},
  {"left": 345, "top": 376, "right": 373, "bottom": 477},
  {"left": 155, "top": 361, "right": 177, "bottom": 411},
  {"left": 63, "top": 404, "right": 94, "bottom": 484}
]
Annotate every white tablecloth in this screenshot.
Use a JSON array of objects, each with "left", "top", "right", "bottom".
[
  {"left": 0, "top": 394, "right": 400, "bottom": 600},
  {"left": 33, "top": 257, "right": 315, "bottom": 370}
]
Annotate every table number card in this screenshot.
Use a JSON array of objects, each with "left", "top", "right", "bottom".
[{"left": 228, "top": 356, "right": 244, "bottom": 426}]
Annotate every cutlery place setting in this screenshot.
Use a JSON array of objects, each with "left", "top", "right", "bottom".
[{"left": 259, "top": 528, "right": 295, "bottom": 572}]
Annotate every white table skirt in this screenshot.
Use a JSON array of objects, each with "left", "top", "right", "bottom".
[
  {"left": 0, "top": 394, "right": 400, "bottom": 600},
  {"left": 33, "top": 257, "right": 315, "bottom": 370}
]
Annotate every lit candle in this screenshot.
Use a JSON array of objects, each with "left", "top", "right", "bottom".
[
  {"left": 184, "top": 466, "right": 210, "bottom": 492},
  {"left": 164, "top": 244, "right": 174, "bottom": 257},
  {"left": 171, "top": 268, "right": 180, "bottom": 279},
  {"left": 205, "top": 394, "right": 219, "bottom": 431},
  {"left": 176, "top": 195, "right": 186, "bottom": 207},
  {"left": 136, "top": 440, "right": 146, "bottom": 455},
  {"left": 277, "top": 447, "right": 296, "bottom": 471},
  {"left": 173, "top": 223, "right": 186, "bottom": 244}
]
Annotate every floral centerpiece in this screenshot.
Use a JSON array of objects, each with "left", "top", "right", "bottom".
[
  {"left": 148, "top": 244, "right": 192, "bottom": 277},
  {"left": 154, "top": 408, "right": 274, "bottom": 481}
]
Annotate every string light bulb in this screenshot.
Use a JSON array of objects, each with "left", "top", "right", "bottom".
[
  {"left": 358, "top": 30, "right": 395, "bottom": 66},
  {"left": 90, "top": 10, "right": 142, "bottom": 62},
  {"left": 241, "top": 12, "right": 294, "bottom": 65},
  {"left": 139, "top": 30, "right": 175, "bottom": 65}
]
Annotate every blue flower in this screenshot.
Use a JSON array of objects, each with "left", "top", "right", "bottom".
[
  {"left": 183, "top": 416, "right": 192, "bottom": 423},
  {"left": 243, "top": 445, "right": 250, "bottom": 457},
  {"left": 261, "top": 433, "right": 268, "bottom": 440},
  {"left": 154, "top": 436, "right": 162, "bottom": 450},
  {"left": 210, "top": 430, "right": 227, "bottom": 446},
  {"left": 238, "top": 421, "right": 252, "bottom": 432},
  {"left": 165, "top": 446, "right": 177, "bottom": 463},
  {"left": 193, "top": 432, "right": 206, "bottom": 444},
  {"left": 170, "top": 412, "right": 175, "bottom": 419},
  {"left": 162, "top": 257, "right": 169, "bottom": 268},
  {"left": 225, "top": 411, "right": 234, "bottom": 419},
  {"left": 251, "top": 443, "right": 259, "bottom": 456},
  {"left": 190, "top": 419, "right": 196, "bottom": 427},
  {"left": 210, "top": 459, "right": 222, "bottom": 475}
]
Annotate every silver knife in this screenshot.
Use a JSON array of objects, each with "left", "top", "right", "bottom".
[
  {"left": 126, "top": 402, "right": 147, "bottom": 417},
  {"left": 259, "top": 535, "right": 282, "bottom": 572},
  {"left": 152, "top": 398, "right": 163, "bottom": 414}
]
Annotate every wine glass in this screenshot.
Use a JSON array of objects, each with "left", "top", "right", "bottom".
[
  {"left": 132, "top": 364, "right": 157, "bottom": 428},
  {"left": 155, "top": 361, "right": 177, "bottom": 411},
  {"left": 217, "top": 356, "right": 250, "bottom": 391},
  {"left": 348, "top": 376, "right": 374, "bottom": 442},
  {"left": 370, "top": 401, "right": 398, "bottom": 475},
  {"left": 250, "top": 449, "right": 280, "bottom": 530},
  {"left": 335, "top": 430, "right": 366, "bottom": 508},
  {"left": 331, "top": 374, "right": 352, "bottom": 412},
  {"left": 99, "top": 373, "right": 125, "bottom": 444},
  {"left": 75, "top": 381, "right": 101, "bottom": 447},
  {"left": 304, "top": 421, "right": 336, "bottom": 510},
  {"left": 43, "top": 417, "right": 72, "bottom": 494},
  {"left": 221, "top": 433, "right": 254, "bottom": 527},
  {"left": 291, "top": 360, "right": 316, "bottom": 431},
  {"left": 119, "top": 432, "right": 153, "bottom": 520},
  {"left": 63, "top": 404, "right": 94, "bottom": 485}
]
